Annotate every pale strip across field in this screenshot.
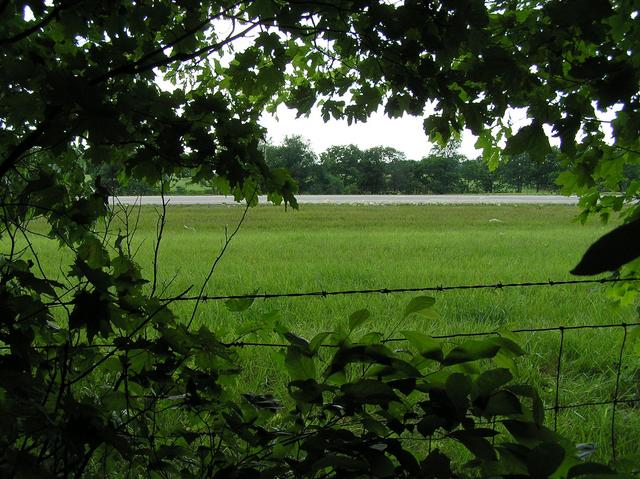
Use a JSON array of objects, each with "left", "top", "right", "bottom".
[{"left": 112, "top": 194, "right": 579, "bottom": 206}]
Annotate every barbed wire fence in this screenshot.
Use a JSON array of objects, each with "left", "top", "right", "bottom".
[
  {"left": 2, "top": 276, "right": 639, "bottom": 461},
  {"left": 171, "top": 275, "right": 640, "bottom": 462}
]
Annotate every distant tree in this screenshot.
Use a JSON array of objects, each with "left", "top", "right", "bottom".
[
  {"left": 459, "top": 158, "right": 497, "bottom": 193},
  {"left": 529, "top": 149, "right": 562, "bottom": 192},
  {"left": 358, "top": 146, "right": 404, "bottom": 193},
  {"left": 497, "top": 153, "right": 534, "bottom": 192},
  {"left": 496, "top": 151, "right": 561, "bottom": 192},
  {"left": 416, "top": 155, "right": 462, "bottom": 193},
  {"left": 266, "top": 136, "right": 317, "bottom": 193},
  {"left": 622, "top": 162, "right": 640, "bottom": 192},
  {"left": 320, "top": 144, "right": 365, "bottom": 193},
  {"left": 386, "top": 159, "right": 419, "bottom": 193},
  {"left": 306, "top": 163, "right": 344, "bottom": 193},
  {"left": 414, "top": 141, "right": 464, "bottom": 193}
]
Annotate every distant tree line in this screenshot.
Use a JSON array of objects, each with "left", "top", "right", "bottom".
[
  {"left": 93, "top": 134, "right": 640, "bottom": 196},
  {"left": 265, "top": 135, "right": 564, "bottom": 195}
]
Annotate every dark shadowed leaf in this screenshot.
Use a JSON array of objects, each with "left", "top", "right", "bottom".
[
  {"left": 420, "top": 449, "right": 452, "bottom": 478},
  {"left": 484, "top": 391, "right": 522, "bottom": 416},
  {"left": 527, "top": 442, "right": 565, "bottom": 479},
  {"left": 508, "top": 385, "right": 545, "bottom": 425},
  {"left": 445, "top": 373, "right": 472, "bottom": 411},
  {"left": 417, "top": 415, "right": 447, "bottom": 437},
  {"left": 341, "top": 379, "right": 400, "bottom": 405},
  {"left": 449, "top": 430, "right": 497, "bottom": 461},
  {"left": 325, "top": 344, "right": 395, "bottom": 377},
  {"left": 568, "top": 462, "right": 616, "bottom": 478},
  {"left": 571, "top": 218, "right": 640, "bottom": 275},
  {"left": 504, "top": 122, "right": 551, "bottom": 162}
]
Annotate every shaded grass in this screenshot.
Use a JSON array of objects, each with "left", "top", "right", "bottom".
[{"left": 21, "top": 203, "right": 640, "bottom": 460}]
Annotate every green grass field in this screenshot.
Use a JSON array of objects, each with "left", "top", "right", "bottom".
[{"left": 26, "top": 203, "right": 640, "bottom": 460}]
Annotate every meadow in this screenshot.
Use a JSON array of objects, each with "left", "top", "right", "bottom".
[{"left": 29, "top": 203, "right": 640, "bottom": 460}]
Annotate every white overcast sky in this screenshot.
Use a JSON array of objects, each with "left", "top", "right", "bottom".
[{"left": 260, "top": 105, "right": 482, "bottom": 160}]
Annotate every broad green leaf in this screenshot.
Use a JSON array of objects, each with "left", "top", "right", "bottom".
[
  {"left": 483, "top": 390, "right": 522, "bottom": 416},
  {"left": 362, "top": 415, "right": 388, "bottom": 435},
  {"left": 490, "top": 337, "right": 526, "bottom": 357},
  {"left": 401, "top": 330, "right": 444, "bottom": 362},
  {"left": 224, "top": 294, "right": 256, "bottom": 313},
  {"left": 284, "top": 332, "right": 311, "bottom": 352},
  {"left": 358, "top": 332, "right": 384, "bottom": 345},
  {"left": 403, "top": 296, "right": 436, "bottom": 318},
  {"left": 348, "top": 308, "right": 370, "bottom": 331},
  {"left": 77, "top": 236, "right": 110, "bottom": 269},
  {"left": 443, "top": 339, "right": 501, "bottom": 365},
  {"left": 474, "top": 368, "right": 513, "bottom": 398},
  {"left": 284, "top": 347, "right": 316, "bottom": 381},
  {"left": 309, "top": 331, "right": 331, "bottom": 353}
]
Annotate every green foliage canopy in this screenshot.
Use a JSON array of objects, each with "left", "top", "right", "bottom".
[{"left": 3, "top": 0, "right": 639, "bottom": 206}]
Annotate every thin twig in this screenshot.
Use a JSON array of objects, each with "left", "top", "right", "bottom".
[
  {"left": 150, "top": 181, "right": 168, "bottom": 298},
  {"left": 187, "top": 189, "right": 257, "bottom": 329}
]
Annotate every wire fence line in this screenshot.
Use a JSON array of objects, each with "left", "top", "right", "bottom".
[
  {"left": 6, "top": 321, "right": 638, "bottom": 351},
  {"left": 3, "top": 276, "right": 639, "bottom": 461},
  {"left": 229, "top": 321, "right": 637, "bottom": 461},
  {"left": 162, "top": 276, "right": 640, "bottom": 302},
  {"left": 226, "top": 321, "right": 640, "bottom": 348}
]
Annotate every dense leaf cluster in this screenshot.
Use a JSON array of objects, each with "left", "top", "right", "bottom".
[{"left": 1, "top": 0, "right": 639, "bottom": 476}]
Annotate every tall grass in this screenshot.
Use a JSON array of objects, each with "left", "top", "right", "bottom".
[{"left": 21, "top": 203, "right": 640, "bottom": 460}]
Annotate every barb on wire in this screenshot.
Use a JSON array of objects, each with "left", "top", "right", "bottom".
[{"left": 161, "top": 277, "right": 640, "bottom": 303}]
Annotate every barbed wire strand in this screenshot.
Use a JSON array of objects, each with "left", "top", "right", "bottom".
[
  {"left": 228, "top": 322, "right": 640, "bottom": 349},
  {"left": 161, "top": 277, "right": 640, "bottom": 303},
  {"left": 3, "top": 321, "right": 638, "bottom": 351}
]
